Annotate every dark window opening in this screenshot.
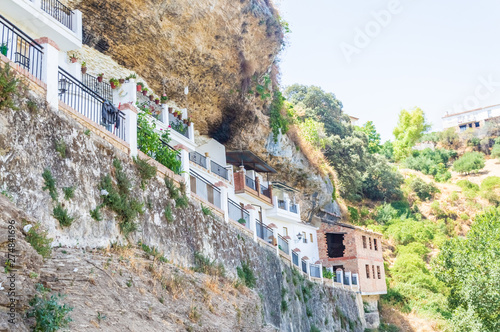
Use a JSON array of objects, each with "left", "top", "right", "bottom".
[
  {"left": 369, "top": 237, "right": 372, "bottom": 250},
  {"left": 469, "top": 123, "right": 473, "bottom": 128},
  {"left": 366, "top": 265, "right": 370, "bottom": 278},
  {"left": 377, "top": 266, "right": 381, "bottom": 279},
  {"left": 362, "top": 235, "right": 367, "bottom": 248},
  {"left": 374, "top": 239, "right": 378, "bottom": 251},
  {"left": 475, "top": 122, "right": 480, "bottom": 127},
  {"left": 459, "top": 125, "right": 467, "bottom": 132},
  {"left": 372, "top": 265, "right": 376, "bottom": 279},
  {"left": 326, "top": 233, "right": 345, "bottom": 258}
]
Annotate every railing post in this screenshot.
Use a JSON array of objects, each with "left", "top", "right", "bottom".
[
  {"left": 284, "top": 193, "right": 290, "bottom": 212},
  {"left": 215, "top": 182, "right": 229, "bottom": 223},
  {"left": 35, "top": 38, "right": 59, "bottom": 110},
  {"left": 113, "top": 81, "right": 137, "bottom": 107},
  {"left": 336, "top": 269, "right": 344, "bottom": 289},
  {"left": 245, "top": 205, "right": 258, "bottom": 241},
  {"left": 160, "top": 104, "right": 168, "bottom": 124},
  {"left": 205, "top": 153, "right": 211, "bottom": 172},
  {"left": 255, "top": 176, "right": 261, "bottom": 196},
  {"left": 72, "top": 10, "right": 83, "bottom": 41},
  {"left": 188, "top": 122, "right": 195, "bottom": 141},
  {"left": 177, "top": 146, "right": 190, "bottom": 196},
  {"left": 306, "top": 260, "right": 311, "bottom": 281},
  {"left": 118, "top": 104, "right": 138, "bottom": 157}
]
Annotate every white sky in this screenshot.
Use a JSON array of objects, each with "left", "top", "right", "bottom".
[{"left": 277, "top": 0, "right": 500, "bottom": 141}]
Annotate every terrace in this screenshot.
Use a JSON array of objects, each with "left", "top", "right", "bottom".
[
  {"left": 226, "top": 150, "right": 275, "bottom": 207},
  {"left": 266, "top": 181, "right": 301, "bottom": 223},
  {"left": 2, "top": 0, "right": 82, "bottom": 51}
]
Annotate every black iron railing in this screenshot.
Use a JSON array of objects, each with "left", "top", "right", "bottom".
[
  {"left": 292, "top": 251, "right": 299, "bottom": 266},
  {"left": 260, "top": 183, "right": 271, "bottom": 198},
  {"left": 190, "top": 170, "right": 221, "bottom": 209},
  {"left": 82, "top": 73, "right": 113, "bottom": 102},
  {"left": 211, "top": 160, "right": 229, "bottom": 180},
  {"left": 0, "top": 15, "right": 43, "bottom": 80},
  {"left": 256, "top": 219, "right": 273, "bottom": 244},
  {"left": 58, "top": 67, "right": 126, "bottom": 141},
  {"left": 189, "top": 151, "right": 207, "bottom": 168},
  {"left": 278, "top": 234, "right": 289, "bottom": 254},
  {"left": 245, "top": 175, "right": 256, "bottom": 190},
  {"left": 168, "top": 113, "right": 189, "bottom": 138},
  {"left": 228, "top": 198, "right": 249, "bottom": 226},
  {"left": 41, "top": 0, "right": 73, "bottom": 30}
]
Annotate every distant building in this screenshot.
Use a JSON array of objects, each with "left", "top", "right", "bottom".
[
  {"left": 348, "top": 115, "right": 359, "bottom": 126},
  {"left": 442, "top": 104, "right": 500, "bottom": 132}
]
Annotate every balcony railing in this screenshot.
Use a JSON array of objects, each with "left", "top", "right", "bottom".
[
  {"left": 189, "top": 151, "right": 207, "bottom": 169},
  {"left": 289, "top": 203, "right": 298, "bottom": 214},
  {"left": 260, "top": 183, "right": 271, "bottom": 198},
  {"left": 310, "top": 264, "right": 321, "bottom": 278},
  {"left": 256, "top": 219, "right": 274, "bottom": 245},
  {"left": 301, "top": 259, "right": 308, "bottom": 274},
  {"left": 82, "top": 73, "right": 113, "bottom": 102},
  {"left": 168, "top": 113, "right": 189, "bottom": 138},
  {"left": 211, "top": 160, "right": 229, "bottom": 180},
  {"left": 228, "top": 198, "right": 249, "bottom": 226},
  {"left": 245, "top": 175, "right": 256, "bottom": 190},
  {"left": 278, "top": 200, "right": 286, "bottom": 210},
  {"left": 58, "top": 67, "right": 126, "bottom": 141},
  {"left": 190, "top": 170, "right": 221, "bottom": 209},
  {"left": 278, "top": 234, "right": 289, "bottom": 254},
  {"left": 292, "top": 251, "right": 299, "bottom": 266},
  {"left": 41, "top": 0, "right": 73, "bottom": 31},
  {"left": 0, "top": 15, "right": 43, "bottom": 81}
]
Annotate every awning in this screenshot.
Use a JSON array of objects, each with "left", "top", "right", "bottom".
[
  {"left": 272, "top": 181, "right": 299, "bottom": 193},
  {"left": 226, "top": 150, "right": 277, "bottom": 173}
]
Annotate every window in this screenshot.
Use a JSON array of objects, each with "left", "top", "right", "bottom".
[
  {"left": 373, "top": 239, "right": 378, "bottom": 251},
  {"left": 362, "top": 236, "right": 367, "bottom": 249},
  {"left": 377, "top": 266, "right": 381, "bottom": 279},
  {"left": 460, "top": 125, "right": 467, "bottom": 132},
  {"left": 326, "top": 233, "right": 345, "bottom": 258},
  {"left": 283, "top": 227, "right": 288, "bottom": 236},
  {"left": 302, "top": 232, "right": 307, "bottom": 243},
  {"left": 372, "top": 265, "right": 376, "bottom": 279},
  {"left": 310, "top": 233, "right": 313, "bottom": 243},
  {"left": 369, "top": 237, "right": 372, "bottom": 250},
  {"left": 366, "top": 265, "right": 370, "bottom": 279},
  {"left": 475, "top": 122, "right": 480, "bottom": 128}
]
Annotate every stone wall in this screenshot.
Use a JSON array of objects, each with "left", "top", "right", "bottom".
[{"left": 0, "top": 81, "right": 364, "bottom": 331}]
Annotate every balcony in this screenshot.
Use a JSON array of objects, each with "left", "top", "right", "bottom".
[
  {"left": 266, "top": 182, "right": 301, "bottom": 223},
  {"left": 2, "top": 0, "right": 82, "bottom": 51},
  {"left": 233, "top": 171, "right": 273, "bottom": 207}
]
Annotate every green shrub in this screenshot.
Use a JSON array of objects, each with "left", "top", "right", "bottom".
[
  {"left": 52, "top": 203, "right": 74, "bottom": 227},
  {"left": 386, "top": 218, "right": 436, "bottom": 246},
  {"left": 193, "top": 252, "right": 225, "bottom": 277},
  {"left": 201, "top": 204, "right": 212, "bottom": 216},
  {"left": 322, "top": 267, "right": 334, "bottom": 279},
  {"left": 452, "top": 152, "right": 485, "bottom": 174},
  {"left": 28, "top": 284, "right": 73, "bottom": 332},
  {"left": 409, "top": 178, "right": 439, "bottom": 201},
  {"left": 55, "top": 140, "right": 67, "bottom": 159},
  {"left": 42, "top": 169, "right": 58, "bottom": 201},
  {"left": 237, "top": 262, "right": 256, "bottom": 288},
  {"left": 0, "top": 63, "right": 20, "bottom": 110},
  {"left": 348, "top": 206, "right": 359, "bottom": 223},
  {"left": 175, "top": 195, "right": 189, "bottom": 209},
  {"left": 89, "top": 206, "right": 102, "bottom": 221},
  {"left": 269, "top": 90, "right": 289, "bottom": 143},
  {"left": 133, "top": 156, "right": 157, "bottom": 189},
  {"left": 280, "top": 299, "right": 288, "bottom": 312},
  {"left": 310, "top": 325, "right": 320, "bottom": 332},
  {"left": 137, "top": 106, "right": 182, "bottom": 174},
  {"left": 62, "top": 186, "right": 75, "bottom": 200},
  {"left": 164, "top": 204, "right": 173, "bottom": 223},
  {"left": 491, "top": 144, "right": 500, "bottom": 158},
  {"left": 25, "top": 224, "right": 52, "bottom": 259},
  {"left": 480, "top": 176, "right": 500, "bottom": 205},
  {"left": 164, "top": 177, "right": 180, "bottom": 200}
]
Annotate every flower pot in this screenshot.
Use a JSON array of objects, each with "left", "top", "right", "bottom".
[
  {"left": 177, "top": 114, "right": 182, "bottom": 120},
  {"left": 1, "top": 47, "right": 8, "bottom": 57},
  {"left": 168, "top": 107, "right": 173, "bottom": 114},
  {"left": 119, "top": 79, "right": 125, "bottom": 84},
  {"left": 161, "top": 100, "right": 167, "bottom": 104},
  {"left": 137, "top": 85, "right": 142, "bottom": 92},
  {"left": 70, "top": 58, "right": 77, "bottom": 63},
  {"left": 155, "top": 100, "right": 160, "bottom": 105},
  {"left": 81, "top": 67, "right": 87, "bottom": 74},
  {"left": 142, "top": 90, "right": 147, "bottom": 96},
  {"left": 149, "top": 95, "right": 154, "bottom": 101},
  {"left": 97, "top": 76, "right": 103, "bottom": 83},
  {"left": 183, "top": 119, "right": 188, "bottom": 124},
  {"left": 110, "top": 82, "right": 117, "bottom": 89}
]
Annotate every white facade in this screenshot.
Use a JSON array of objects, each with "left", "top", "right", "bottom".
[{"left": 442, "top": 104, "right": 500, "bottom": 132}]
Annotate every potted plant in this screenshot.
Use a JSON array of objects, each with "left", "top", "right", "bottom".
[
  {"left": 109, "top": 78, "right": 120, "bottom": 89},
  {"left": 118, "top": 78, "right": 125, "bottom": 84},
  {"left": 237, "top": 218, "right": 246, "bottom": 226},
  {"left": 177, "top": 112, "right": 182, "bottom": 120},
  {"left": 142, "top": 87, "right": 148, "bottom": 96},
  {"left": 0, "top": 43, "right": 8, "bottom": 56},
  {"left": 183, "top": 119, "right": 188, "bottom": 125},
  {"left": 168, "top": 107, "right": 173, "bottom": 114},
  {"left": 97, "top": 73, "right": 104, "bottom": 82},
  {"left": 187, "top": 117, "right": 193, "bottom": 126},
  {"left": 155, "top": 98, "right": 160, "bottom": 105},
  {"left": 161, "top": 94, "right": 168, "bottom": 104},
  {"left": 81, "top": 61, "right": 87, "bottom": 74},
  {"left": 126, "top": 73, "right": 137, "bottom": 83},
  {"left": 69, "top": 54, "right": 78, "bottom": 63},
  {"left": 149, "top": 94, "right": 154, "bottom": 101},
  {"left": 136, "top": 82, "right": 144, "bottom": 92}
]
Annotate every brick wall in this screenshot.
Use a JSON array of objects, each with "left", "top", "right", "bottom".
[{"left": 317, "top": 223, "right": 386, "bottom": 294}]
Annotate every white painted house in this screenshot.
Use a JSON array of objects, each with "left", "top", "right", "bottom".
[{"left": 442, "top": 104, "right": 500, "bottom": 132}]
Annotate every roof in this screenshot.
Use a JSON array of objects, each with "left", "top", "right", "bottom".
[
  {"left": 272, "top": 181, "right": 300, "bottom": 193},
  {"left": 332, "top": 222, "right": 383, "bottom": 237},
  {"left": 226, "top": 150, "right": 277, "bottom": 173},
  {"left": 348, "top": 115, "right": 359, "bottom": 121},
  {"left": 442, "top": 104, "right": 500, "bottom": 118}
]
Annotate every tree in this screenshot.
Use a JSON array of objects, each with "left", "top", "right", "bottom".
[
  {"left": 452, "top": 151, "right": 485, "bottom": 174},
  {"left": 392, "top": 107, "right": 430, "bottom": 161},
  {"left": 434, "top": 208, "right": 500, "bottom": 331},
  {"left": 362, "top": 154, "right": 403, "bottom": 201},
  {"left": 357, "top": 121, "right": 381, "bottom": 154},
  {"left": 380, "top": 141, "right": 394, "bottom": 161}
]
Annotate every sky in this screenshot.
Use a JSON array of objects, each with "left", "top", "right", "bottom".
[{"left": 276, "top": 0, "right": 500, "bottom": 141}]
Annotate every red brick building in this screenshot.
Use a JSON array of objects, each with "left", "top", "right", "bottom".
[{"left": 317, "top": 222, "right": 386, "bottom": 295}]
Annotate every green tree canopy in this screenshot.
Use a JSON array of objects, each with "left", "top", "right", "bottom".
[
  {"left": 356, "top": 121, "right": 381, "bottom": 154},
  {"left": 434, "top": 208, "right": 500, "bottom": 331},
  {"left": 393, "top": 107, "right": 430, "bottom": 160},
  {"left": 452, "top": 151, "right": 485, "bottom": 174}
]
